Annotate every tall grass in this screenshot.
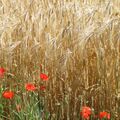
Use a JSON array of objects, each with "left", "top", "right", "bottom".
[{"left": 0, "top": 0, "right": 120, "bottom": 119}]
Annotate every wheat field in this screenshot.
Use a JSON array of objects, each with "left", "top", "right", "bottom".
[{"left": 0, "top": 0, "right": 120, "bottom": 120}]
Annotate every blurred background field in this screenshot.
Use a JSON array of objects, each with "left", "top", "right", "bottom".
[{"left": 0, "top": 0, "right": 120, "bottom": 119}]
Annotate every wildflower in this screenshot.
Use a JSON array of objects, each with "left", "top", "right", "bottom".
[
  {"left": 40, "top": 86, "right": 46, "bottom": 91},
  {"left": 40, "top": 73, "right": 48, "bottom": 81},
  {"left": 25, "top": 83, "right": 36, "bottom": 91},
  {"left": 0, "top": 68, "right": 5, "bottom": 77},
  {"left": 99, "top": 111, "right": 110, "bottom": 119},
  {"left": 81, "top": 106, "right": 92, "bottom": 119},
  {"left": 2, "top": 91, "right": 14, "bottom": 99}
]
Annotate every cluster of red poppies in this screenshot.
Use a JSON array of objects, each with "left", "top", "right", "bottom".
[
  {"left": 0, "top": 68, "right": 48, "bottom": 99},
  {"left": 81, "top": 106, "right": 110, "bottom": 119},
  {"left": 0, "top": 68, "right": 111, "bottom": 119}
]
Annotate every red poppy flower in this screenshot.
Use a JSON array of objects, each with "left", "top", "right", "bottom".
[
  {"left": 40, "top": 73, "right": 48, "bottom": 81},
  {"left": 25, "top": 83, "right": 36, "bottom": 91},
  {"left": 0, "top": 68, "right": 5, "bottom": 77},
  {"left": 2, "top": 91, "right": 14, "bottom": 99},
  {"left": 40, "top": 86, "right": 46, "bottom": 91},
  {"left": 81, "top": 106, "right": 92, "bottom": 119},
  {"left": 99, "top": 111, "right": 110, "bottom": 119}
]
